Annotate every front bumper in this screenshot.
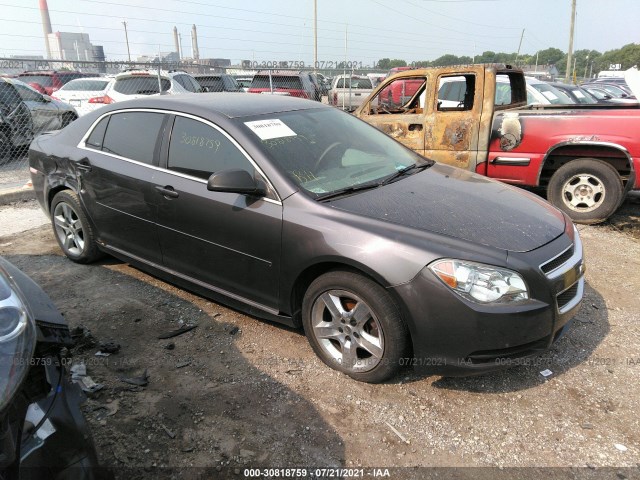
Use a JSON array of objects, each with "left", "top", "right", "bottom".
[{"left": 391, "top": 229, "right": 585, "bottom": 376}]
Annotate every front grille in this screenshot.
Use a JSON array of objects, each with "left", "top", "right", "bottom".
[
  {"left": 541, "top": 245, "right": 574, "bottom": 274},
  {"left": 557, "top": 282, "right": 580, "bottom": 311}
]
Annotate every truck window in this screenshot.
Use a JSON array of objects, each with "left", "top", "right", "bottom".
[
  {"left": 495, "top": 73, "right": 528, "bottom": 108},
  {"left": 437, "top": 75, "right": 475, "bottom": 111},
  {"left": 368, "top": 76, "right": 427, "bottom": 115}
]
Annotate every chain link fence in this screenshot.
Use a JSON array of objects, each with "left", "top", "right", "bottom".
[{"left": 0, "top": 57, "right": 386, "bottom": 191}]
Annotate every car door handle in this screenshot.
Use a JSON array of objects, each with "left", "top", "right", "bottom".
[
  {"left": 76, "top": 161, "right": 92, "bottom": 172},
  {"left": 155, "top": 185, "right": 179, "bottom": 198}
]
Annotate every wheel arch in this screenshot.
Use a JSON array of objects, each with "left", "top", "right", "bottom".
[
  {"left": 286, "top": 259, "right": 402, "bottom": 329},
  {"left": 538, "top": 141, "right": 632, "bottom": 188}
]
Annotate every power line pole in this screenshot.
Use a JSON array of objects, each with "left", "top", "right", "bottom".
[
  {"left": 564, "top": 0, "right": 576, "bottom": 82},
  {"left": 122, "top": 21, "right": 131, "bottom": 62},
  {"left": 515, "top": 28, "right": 525, "bottom": 65},
  {"left": 313, "top": 0, "right": 318, "bottom": 71}
]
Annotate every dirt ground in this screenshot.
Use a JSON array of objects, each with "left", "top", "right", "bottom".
[{"left": 1, "top": 198, "right": 639, "bottom": 479}]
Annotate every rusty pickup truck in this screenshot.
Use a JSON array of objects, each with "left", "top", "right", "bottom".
[{"left": 354, "top": 64, "right": 640, "bottom": 224}]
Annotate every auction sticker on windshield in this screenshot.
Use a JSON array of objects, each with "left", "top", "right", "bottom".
[{"left": 244, "top": 119, "right": 296, "bottom": 140}]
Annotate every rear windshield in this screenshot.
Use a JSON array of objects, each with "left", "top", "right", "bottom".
[
  {"left": 57, "top": 74, "right": 85, "bottom": 84},
  {"left": 60, "top": 79, "right": 110, "bottom": 91},
  {"left": 336, "top": 77, "right": 373, "bottom": 89},
  {"left": 17, "top": 75, "right": 53, "bottom": 87},
  {"left": 251, "top": 75, "right": 303, "bottom": 90},
  {"left": 114, "top": 77, "right": 171, "bottom": 95},
  {"left": 197, "top": 77, "right": 225, "bottom": 91}
]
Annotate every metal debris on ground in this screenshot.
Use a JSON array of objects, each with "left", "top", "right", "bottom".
[
  {"left": 70, "top": 362, "right": 104, "bottom": 393},
  {"left": 158, "top": 324, "right": 198, "bottom": 339},
  {"left": 385, "top": 421, "right": 410, "bottom": 445},
  {"left": 229, "top": 326, "right": 240, "bottom": 335}
]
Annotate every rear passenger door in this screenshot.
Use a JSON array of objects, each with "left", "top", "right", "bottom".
[
  {"left": 153, "top": 114, "right": 282, "bottom": 309},
  {"left": 77, "top": 110, "right": 167, "bottom": 263}
]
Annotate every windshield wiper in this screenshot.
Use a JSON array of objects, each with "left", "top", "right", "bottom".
[
  {"left": 379, "top": 162, "right": 432, "bottom": 186},
  {"left": 315, "top": 181, "right": 383, "bottom": 202}
]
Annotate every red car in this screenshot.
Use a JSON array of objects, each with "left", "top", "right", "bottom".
[
  {"left": 378, "top": 67, "right": 423, "bottom": 108},
  {"left": 16, "top": 71, "right": 90, "bottom": 96}
]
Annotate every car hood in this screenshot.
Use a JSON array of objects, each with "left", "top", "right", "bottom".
[{"left": 328, "top": 163, "right": 566, "bottom": 253}]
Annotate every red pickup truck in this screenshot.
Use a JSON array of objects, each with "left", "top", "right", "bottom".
[{"left": 354, "top": 64, "right": 640, "bottom": 224}]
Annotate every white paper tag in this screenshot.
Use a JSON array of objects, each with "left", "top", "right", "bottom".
[
  {"left": 540, "top": 369, "right": 553, "bottom": 377},
  {"left": 244, "top": 119, "right": 297, "bottom": 141},
  {"left": 542, "top": 91, "right": 558, "bottom": 101}
]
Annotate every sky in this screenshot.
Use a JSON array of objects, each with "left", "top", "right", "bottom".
[{"left": 0, "top": 0, "right": 639, "bottom": 67}]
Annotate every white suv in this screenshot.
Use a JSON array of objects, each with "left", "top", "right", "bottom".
[{"left": 102, "top": 70, "right": 201, "bottom": 103}]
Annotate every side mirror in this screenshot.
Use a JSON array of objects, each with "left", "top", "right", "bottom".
[
  {"left": 41, "top": 95, "right": 52, "bottom": 103},
  {"left": 207, "top": 169, "right": 266, "bottom": 196}
]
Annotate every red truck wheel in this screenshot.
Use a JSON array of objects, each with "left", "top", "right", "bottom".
[{"left": 547, "top": 158, "right": 623, "bottom": 224}]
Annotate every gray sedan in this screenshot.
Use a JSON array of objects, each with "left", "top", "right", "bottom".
[
  {"left": 0, "top": 77, "right": 77, "bottom": 161},
  {"left": 29, "top": 94, "right": 584, "bottom": 383}
]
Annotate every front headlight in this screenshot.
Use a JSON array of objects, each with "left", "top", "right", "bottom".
[
  {"left": 0, "top": 270, "right": 37, "bottom": 413},
  {"left": 428, "top": 259, "right": 529, "bottom": 304}
]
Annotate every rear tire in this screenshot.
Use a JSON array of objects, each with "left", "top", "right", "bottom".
[
  {"left": 302, "top": 270, "right": 409, "bottom": 383},
  {"left": 50, "top": 190, "right": 102, "bottom": 263},
  {"left": 547, "top": 158, "right": 623, "bottom": 224}
]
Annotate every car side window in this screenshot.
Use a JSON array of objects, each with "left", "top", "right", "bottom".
[
  {"left": 175, "top": 75, "right": 197, "bottom": 92},
  {"left": 13, "top": 83, "right": 43, "bottom": 102},
  {"left": 167, "top": 116, "right": 254, "bottom": 180},
  {"left": 367, "top": 77, "right": 427, "bottom": 114},
  {"left": 437, "top": 75, "right": 475, "bottom": 111},
  {"left": 100, "top": 112, "right": 165, "bottom": 164},
  {"left": 85, "top": 116, "right": 110, "bottom": 150}
]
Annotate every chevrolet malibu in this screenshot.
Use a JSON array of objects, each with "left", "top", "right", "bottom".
[{"left": 29, "top": 94, "right": 585, "bottom": 383}]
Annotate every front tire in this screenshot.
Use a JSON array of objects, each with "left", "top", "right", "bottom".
[
  {"left": 51, "top": 190, "right": 101, "bottom": 263},
  {"left": 302, "top": 270, "right": 409, "bottom": 383},
  {"left": 547, "top": 158, "right": 623, "bottom": 224}
]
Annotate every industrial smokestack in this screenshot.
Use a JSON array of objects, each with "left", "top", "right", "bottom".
[
  {"left": 39, "top": 0, "right": 53, "bottom": 59},
  {"left": 191, "top": 24, "right": 200, "bottom": 61},
  {"left": 173, "top": 26, "right": 180, "bottom": 60}
]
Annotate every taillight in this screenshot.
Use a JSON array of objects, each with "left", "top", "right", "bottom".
[{"left": 89, "top": 95, "right": 113, "bottom": 104}]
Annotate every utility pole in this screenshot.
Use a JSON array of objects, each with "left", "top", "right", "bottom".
[
  {"left": 515, "top": 29, "right": 525, "bottom": 65},
  {"left": 564, "top": 0, "right": 576, "bottom": 83},
  {"left": 313, "top": 0, "right": 318, "bottom": 71},
  {"left": 122, "top": 21, "right": 131, "bottom": 62}
]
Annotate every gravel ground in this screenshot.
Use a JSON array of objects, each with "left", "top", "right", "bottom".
[
  {"left": 0, "top": 198, "right": 639, "bottom": 479},
  {"left": 0, "top": 151, "right": 30, "bottom": 189}
]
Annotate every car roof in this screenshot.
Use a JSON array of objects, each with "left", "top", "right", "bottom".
[{"left": 98, "top": 92, "right": 328, "bottom": 118}]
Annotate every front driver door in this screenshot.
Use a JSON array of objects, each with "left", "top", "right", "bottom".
[
  {"left": 154, "top": 114, "right": 282, "bottom": 310},
  {"left": 359, "top": 75, "right": 428, "bottom": 156}
]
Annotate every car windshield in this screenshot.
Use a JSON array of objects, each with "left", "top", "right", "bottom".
[
  {"left": 113, "top": 77, "right": 171, "bottom": 94},
  {"left": 240, "top": 108, "right": 428, "bottom": 197},
  {"left": 565, "top": 86, "right": 597, "bottom": 104},
  {"left": 60, "top": 79, "right": 110, "bottom": 91},
  {"left": 530, "top": 83, "right": 574, "bottom": 104},
  {"left": 17, "top": 75, "right": 53, "bottom": 87}
]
